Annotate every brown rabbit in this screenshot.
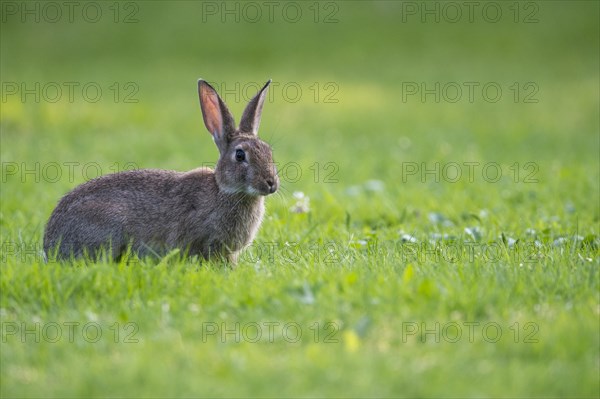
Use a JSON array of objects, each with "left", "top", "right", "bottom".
[{"left": 43, "top": 79, "right": 279, "bottom": 262}]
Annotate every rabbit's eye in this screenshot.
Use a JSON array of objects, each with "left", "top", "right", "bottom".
[{"left": 235, "top": 149, "right": 246, "bottom": 162}]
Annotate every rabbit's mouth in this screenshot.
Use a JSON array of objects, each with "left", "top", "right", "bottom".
[
  {"left": 248, "top": 179, "right": 278, "bottom": 196},
  {"left": 248, "top": 186, "right": 277, "bottom": 196}
]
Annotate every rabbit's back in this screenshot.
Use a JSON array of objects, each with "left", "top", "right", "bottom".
[{"left": 43, "top": 168, "right": 233, "bottom": 260}]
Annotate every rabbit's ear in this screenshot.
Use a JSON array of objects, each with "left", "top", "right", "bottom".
[
  {"left": 239, "top": 80, "right": 271, "bottom": 136},
  {"left": 198, "top": 80, "right": 236, "bottom": 152}
]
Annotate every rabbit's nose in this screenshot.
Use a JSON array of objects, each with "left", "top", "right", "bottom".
[{"left": 266, "top": 178, "right": 277, "bottom": 193}]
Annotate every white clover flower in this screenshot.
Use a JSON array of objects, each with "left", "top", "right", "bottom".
[
  {"left": 290, "top": 191, "right": 310, "bottom": 213},
  {"left": 364, "top": 179, "right": 385, "bottom": 192}
]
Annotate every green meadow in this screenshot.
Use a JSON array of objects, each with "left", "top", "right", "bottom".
[{"left": 1, "top": 1, "right": 598, "bottom": 397}]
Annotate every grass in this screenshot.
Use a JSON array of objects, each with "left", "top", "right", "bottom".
[{"left": 1, "top": 1, "right": 599, "bottom": 398}]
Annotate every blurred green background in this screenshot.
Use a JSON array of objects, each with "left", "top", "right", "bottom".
[
  {"left": 2, "top": 1, "right": 598, "bottom": 226},
  {"left": 1, "top": 1, "right": 599, "bottom": 397}
]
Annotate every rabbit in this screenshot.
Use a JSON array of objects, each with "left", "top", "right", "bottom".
[{"left": 43, "top": 79, "right": 279, "bottom": 263}]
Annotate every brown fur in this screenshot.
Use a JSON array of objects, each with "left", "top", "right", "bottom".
[{"left": 43, "top": 80, "right": 278, "bottom": 262}]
